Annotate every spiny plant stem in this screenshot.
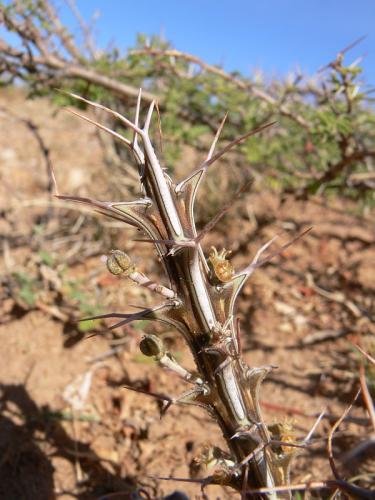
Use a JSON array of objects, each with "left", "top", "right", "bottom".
[{"left": 59, "top": 90, "right": 310, "bottom": 499}]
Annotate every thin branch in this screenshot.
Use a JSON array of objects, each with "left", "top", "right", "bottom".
[
  {"left": 132, "top": 47, "right": 310, "bottom": 128},
  {"left": 353, "top": 344, "right": 375, "bottom": 365},
  {"left": 0, "top": 6, "right": 156, "bottom": 102},
  {"left": 245, "top": 480, "right": 338, "bottom": 495},
  {"left": 359, "top": 365, "right": 375, "bottom": 432},
  {"left": 318, "top": 35, "right": 367, "bottom": 72},
  {"left": 64, "top": 0, "right": 98, "bottom": 60},
  {"left": 327, "top": 387, "right": 361, "bottom": 479},
  {"left": 304, "top": 409, "right": 326, "bottom": 443}
]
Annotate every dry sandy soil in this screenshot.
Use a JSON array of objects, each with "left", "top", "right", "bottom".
[{"left": 0, "top": 88, "right": 374, "bottom": 499}]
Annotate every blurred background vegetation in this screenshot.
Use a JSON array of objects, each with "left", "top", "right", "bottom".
[{"left": 1, "top": 0, "right": 374, "bottom": 209}]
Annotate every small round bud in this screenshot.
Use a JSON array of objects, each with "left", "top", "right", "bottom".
[
  {"left": 139, "top": 334, "right": 164, "bottom": 357},
  {"left": 106, "top": 250, "right": 133, "bottom": 276},
  {"left": 106, "top": 255, "right": 123, "bottom": 275}
]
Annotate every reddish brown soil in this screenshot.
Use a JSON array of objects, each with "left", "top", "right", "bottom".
[{"left": 0, "top": 89, "right": 374, "bottom": 499}]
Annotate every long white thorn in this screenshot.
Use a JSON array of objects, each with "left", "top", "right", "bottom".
[
  {"left": 65, "top": 108, "right": 132, "bottom": 147},
  {"left": 62, "top": 90, "right": 143, "bottom": 135},
  {"left": 49, "top": 161, "right": 59, "bottom": 196},
  {"left": 206, "top": 113, "right": 228, "bottom": 161},
  {"left": 133, "top": 88, "right": 142, "bottom": 149},
  {"left": 236, "top": 227, "right": 312, "bottom": 280},
  {"left": 133, "top": 89, "right": 142, "bottom": 141},
  {"left": 237, "top": 236, "right": 279, "bottom": 278},
  {"left": 176, "top": 121, "right": 274, "bottom": 194},
  {"left": 60, "top": 91, "right": 142, "bottom": 142},
  {"left": 144, "top": 100, "right": 155, "bottom": 133},
  {"left": 205, "top": 121, "right": 275, "bottom": 169},
  {"left": 304, "top": 408, "right": 326, "bottom": 444}
]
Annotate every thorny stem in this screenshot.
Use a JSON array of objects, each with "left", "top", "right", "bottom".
[{"left": 59, "top": 91, "right": 313, "bottom": 499}]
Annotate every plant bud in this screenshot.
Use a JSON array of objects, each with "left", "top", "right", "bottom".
[
  {"left": 208, "top": 247, "right": 234, "bottom": 283},
  {"left": 107, "top": 250, "right": 134, "bottom": 276},
  {"left": 139, "top": 334, "right": 164, "bottom": 357}
]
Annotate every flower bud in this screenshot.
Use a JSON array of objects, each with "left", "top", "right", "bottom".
[
  {"left": 107, "top": 250, "right": 134, "bottom": 276},
  {"left": 139, "top": 334, "right": 164, "bottom": 357}
]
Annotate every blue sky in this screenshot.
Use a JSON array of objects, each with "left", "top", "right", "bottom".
[{"left": 59, "top": 0, "right": 374, "bottom": 83}]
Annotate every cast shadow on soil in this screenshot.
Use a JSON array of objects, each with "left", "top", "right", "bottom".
[{"left": 0, "top": 383, "right": 139, "bottom": 500}]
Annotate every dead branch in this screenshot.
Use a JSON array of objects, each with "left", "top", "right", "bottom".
[{"left": 0, "top": 2, "right": 156, "bottom": 102}]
